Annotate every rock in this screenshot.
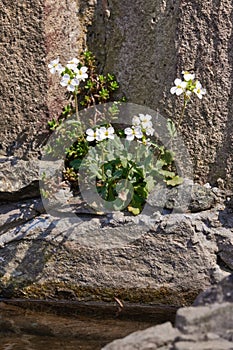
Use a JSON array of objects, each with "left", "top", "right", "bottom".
[
  {"left": 102, "top": 274, "right": 233, "bottom": 349},
  {"left": 102, "top": 322, "right": 181, "bottom": 350},
  {"left": 0, "top": 198, "right": 44, "bottom": 234},
  {"left": 147, "top": 181, "right": 217, "bottom": 213},
  {"left": 188, "top": 184, "right": 217, "bottom": 212},
  {"left": 0, "top": 158, "right": 40, "bottom": 201},
  {"left": 173, "top": 339, "right": 233, "bottom": 350},
  {"left": 0, "top": 161, "right": 232, "bottom": 304},
  {"left": 176, "top": 303, "right": 233, "bottom": 341},
  {"left": 1, "top": 2, "right": 233, "bottom": 189},
  {"left": 0, "top": 200, "right": 232, "bottom": 303},
  {"left": 194, "top": 274, "right": 233, "bottom": 306},
  {"left": 226, "top": 196, "right": 233, "bottom": 210},
  {"left": 88, "top": 1, "right": 233, "bottom": 189},
  {"left": 0, "top": 1, "right": 88, "bottom": 158},
  {"left": 0, "top": 208, "right": 223, "bottom": 306}
]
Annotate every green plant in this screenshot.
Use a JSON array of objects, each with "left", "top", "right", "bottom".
[
  {"left": 170, "top": 70, "right": 206, "bottom": 128},
  {"left": 43, "top": 58, "right": 206, "bottom": 215}
]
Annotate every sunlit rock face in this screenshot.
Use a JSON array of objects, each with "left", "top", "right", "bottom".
[
  {"left": 87, "top": 0, "right": 233, "bottom": 189},
  {"left": 0, "top": 0, "right": 95, "bottom": 159},
  {"left": 0, "top": 1, "right": 232, "bottom": 182}
]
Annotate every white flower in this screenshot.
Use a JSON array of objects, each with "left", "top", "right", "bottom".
[
  {"left": 138, "top": 114, "right": 154, "bottom": 132},
  {"left": 193, "top": 81, "right": 206, "bottom": 99},
  {"left": 60, "top": 73, "right": 79, "bottom": 92},
  {"left": 124, "top": 126, "right": 143, "bottom": 141},
  {"left": 132, "top": 115, "right": 141, "bottom": 126},
  {"left": 75, "top": 66, "right": 88, "bottom": 81},
  {"left": 145, "top": 126, "right": 154, "bottom": 136},
  {"left": 182, "top": 71, "right": 195, "bottom": 81},
  {"left": 48, "top": 58, "right": 64, "bottom": 75},
  {"left": 86, "top": 128, "right": 102, "bottom": 142},
  {"left": 139, "top": 114, "right": 152, "bottom": 124},
  {"left": 170, "top": 78, "right": 187, "bottom": 96},
  {"left": 66, "top": 57, "right": 80, "bottom": 70},
  {"left": 98, "top": 126, "right": 115, "bottom": 140},
  {"left": 142, "top": 120, "right": 153, "bottom": 129}
]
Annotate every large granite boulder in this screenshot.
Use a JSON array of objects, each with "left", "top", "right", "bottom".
[
  {"left": 0, "top": 158, "right": 232, "bottom": 305},
  {"left": 0, "top": 189, "right": 232, "bottom": 304}
]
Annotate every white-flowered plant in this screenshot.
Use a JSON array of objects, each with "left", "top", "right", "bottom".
[
  {"left": 131, "top": 113, "right": 155, "bottom": 137},
  {"left": 48, "top": 58, "right": 65, "bottom": 75},
  {"left": 182, "top": 70, "right": 195, "bottom": 81},
  {"left": 170, "top": 78, "right": 187, "bottom": 96},
  {"left": 86, "top": 126, "right": 115, "bottom": 142},
  {"left": 170, "top": 70, "right": 206, "bottom": 128},
  {"left": 170, "top": 71, "right": 206, "bottom": 99},
  {"left": 124, "top": 126, "right": 143, "bottom": 141},
  {"left": 66, "top": 57, "right": 80, "bottom": 70},
  {"left": 60, "top": 74, "right": 80, "bottom": 92},
  {"left": 86, "top": 128, "right": 102, "bottom": 142},
  {"left": 193, "top": 81, "right": 206, "bottom": 99},
  {"left": 48, "top": 57, "right": 88, "bottom": 92},
  {"left": 98, "top": 126, "right": 115, "bottom": 140},
  {"left": 48, "top": 56, "right": 89, "bottom": 126},
  {"left": 46, "top": 57, "right": 206, "bottom": 215},
  {"left": 75, "top": 66, "right": 88, "bottom": 81}
]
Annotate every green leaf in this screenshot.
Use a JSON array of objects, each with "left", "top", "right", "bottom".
[
  {"left": 128, "top": 206, "right": 140, "bottom": 215},
  {"left": 145, "top": 175, "right": 156, "bottom": 192},
  {"left": 48, "top": 119, "right": 59, "bottom": 131},
  {"left": 107, "top": 73, "right": 115, "bottom": 81},
  {"left": 70, "top": 159, "right": 82, "bottom": 170},
  {"left": 166, "top": 176, "right": 183, "bottom": 186},
  {"left": 159, "top": 169, "right": 176, "bottom": 178},
  {"left": 109, "top": 81, "right": 119, "bottom": 90},
  {"left": 167, "top": 118, "right": 177, "bottom": 137},
  {"left": 161, "top": 149, "right": 174, "bottom": 165}
]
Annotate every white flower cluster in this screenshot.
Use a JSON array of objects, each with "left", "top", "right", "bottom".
[
  {"left": 170, "top": 71, "right": 206, "bottom": 99},
  {"left": 85, "top": 114, "right": 155, "bottom": 144},
  {"left": 48, "top": 57, "right": 88, "bottom": 92},
  {"left": 124, "top": 114, "right": 154, "bottom": 141},
  {"left": 86, "top": 126, "right": 115, "bottom": 142}
]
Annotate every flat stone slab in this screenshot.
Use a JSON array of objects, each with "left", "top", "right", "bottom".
[{"left": 0, "top": 198, "right": 232, "bottom": 305}]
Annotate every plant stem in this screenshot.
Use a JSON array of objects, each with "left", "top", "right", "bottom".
[
  {"left": 74, "top": 91, "right": 85, "bottom": 140},
  {"left": 177, "top": 97, "right": 188, "bottom": 130},
  {"left": 101, "top": 143, "right": 106, "bottom": 180},
  {"left": 74, "top": 92, "right": 79, "bottom": 121}
]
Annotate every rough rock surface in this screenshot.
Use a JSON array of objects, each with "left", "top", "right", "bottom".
[
  {"left": 194, "top": 274, "right": 233, "bottom": 306},
  {"left": 88, "top": 0, "right": 233, "bottom": 188},
  {"left": 0, "top": 158, "right": 40, "bottom": 201},
  {"left": 147, "top": 181, "right": 217, "bottom": 213},
  {"left": 102, "top": 274, "right": 233, "bottom": 349},
  {"left": 0, "top": 158, "right": 232, "bottom": 304},
  {"left": 0, "top": 0, "right": 95, "bottom": 158},
  {"left": 0, "top": 1, "right": 233, "bottom": 187},
  {"left": 0, "top": 189, "right": 232, "bottom": 304}
]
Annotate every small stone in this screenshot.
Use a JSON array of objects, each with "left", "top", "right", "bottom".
[{"left": 147, "top": 182, "right": 216, "bottom": 213}]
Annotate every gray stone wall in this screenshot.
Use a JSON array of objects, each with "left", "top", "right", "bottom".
[
  {"left": 87, "top": 0, "right": 233, "bottom": 189},
  {"left": 0, "top": 0, "right": 232, "bottom": 188},
  {"left": 0, "top": 0, "right": 91, "bottom": 158}
]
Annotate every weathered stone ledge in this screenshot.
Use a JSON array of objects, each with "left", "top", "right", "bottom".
[{"left": 0, "top": 194, "right": 232, "bottom": 305}]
